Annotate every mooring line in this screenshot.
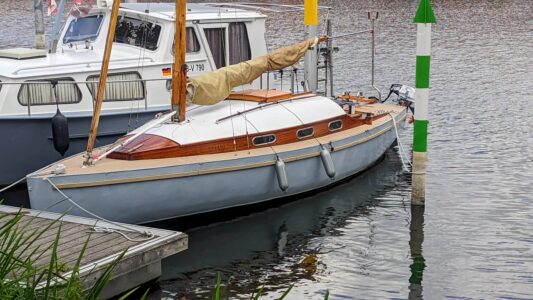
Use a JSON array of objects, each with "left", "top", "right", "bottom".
[
  {"left": 44, "top": 177, "right": 155, "bottom": 242},
  {"left": 389, "top": 113, "right": 412, "bottom": 173},
  {"left": 0, "top": 177, "right": 27, "bottom": 193}
]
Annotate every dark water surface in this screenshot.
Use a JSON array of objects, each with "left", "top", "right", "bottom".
[{"left": 1, "top": 0, "right": 532, "bottom": 299}]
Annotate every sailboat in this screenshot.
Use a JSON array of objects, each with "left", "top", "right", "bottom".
[{"left": 26, "top": 0, "right": 412, "bottom": 224}]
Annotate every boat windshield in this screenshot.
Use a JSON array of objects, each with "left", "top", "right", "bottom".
[{"left": 63, "top": 15, "right": 104, "bottom": 43}]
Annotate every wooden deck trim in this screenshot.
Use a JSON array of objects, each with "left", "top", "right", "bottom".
[
  {"left": 54, "top": 112, "right": 406, "bottom": 190},
  {"left": 228, "top": 89, "right": 294, "bottom": 103}
]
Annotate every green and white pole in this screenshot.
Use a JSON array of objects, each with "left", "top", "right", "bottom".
[{"left": 411, "top": 0, "right": 435, "bottom": 205}]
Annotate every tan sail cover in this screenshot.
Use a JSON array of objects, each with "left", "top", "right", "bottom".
[{"left": 187, "top": 38, "right": 318, "bottom": 105}]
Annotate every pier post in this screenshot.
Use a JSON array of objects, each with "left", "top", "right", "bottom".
[
  {"left": 34, "top": 0, "right": 46, "bottom": 49},
  {"left": 411, "top": 0, "right": 435, "bottom": 205},
  {"left": 304, "top": 0, "right": 318, "bottom": 92}
]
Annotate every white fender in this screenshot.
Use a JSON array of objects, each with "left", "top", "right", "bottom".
[
  {"left": 275, "top": 158, "right": 289, "bottom": 191},
  {"left": 320, "top": 147, "right": 336, "bottom": 179}
]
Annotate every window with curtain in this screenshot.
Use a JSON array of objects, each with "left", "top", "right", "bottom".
[
  {"left": 186, "top": 27, "right": 200, "bottom": 52},
  {"left": 86, "top": 72, "right": 145, "bottom": 102},
  {"left": 18, "top": 78, "right": 82, "bottom": 106},
  {"left": 171, "top": 27, "right": 201, "bottom": 56},
  {"left": 229, "top": 22, "right": 251, "bottom": 65},
  {"left": 204, "top": 27, "right": 226, "bottom": 69}
]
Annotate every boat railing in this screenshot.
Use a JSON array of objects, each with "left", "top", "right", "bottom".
[
  {"left": 205, "top": 3, "right": 331, "bottom": 13},
  {"left": 12, "top": 57, "right": 155, "bottom": 75}
]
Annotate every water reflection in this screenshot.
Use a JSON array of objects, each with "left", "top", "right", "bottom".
[
  {"left": 159, "top": 150, "right": 408, "bottom": 298},
  {"left": 408, "top": 205, "right": 425, "bottom": 300}
]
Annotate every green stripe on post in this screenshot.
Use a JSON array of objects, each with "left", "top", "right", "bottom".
[
  {"left": 415, "top": 56, "right": 431, "bottom": 88},
  {"left": 413, "top": 119, "right": 429, "bottom": 152}
]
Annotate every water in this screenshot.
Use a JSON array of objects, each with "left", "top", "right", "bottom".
[{"left": 1, "top": 0, "right": 532, "bottom": 299}]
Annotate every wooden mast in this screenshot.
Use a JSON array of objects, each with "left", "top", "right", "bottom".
[
  {"left": 171, "top": 0, "right": 187, "bottom": 122},
  {"left": 85, "top": 0, "right": 121, "bottom": 165}
]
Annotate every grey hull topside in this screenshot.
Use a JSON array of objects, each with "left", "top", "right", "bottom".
[
  {"left": 27, "top": 110, "right": 406, "bottom": 224},
  {"left": 0, "top": 107, "right": 167, "bottom": 186}
]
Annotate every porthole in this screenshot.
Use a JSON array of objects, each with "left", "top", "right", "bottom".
[
  {"left": 328, "top": 120, "right": 343, "bottom": 131},
  {"left": 296, "top": 127, "right": 314, "bottom": 139},
  {"left": 252, "top": 134, "right": 276, "bottom": 146}
]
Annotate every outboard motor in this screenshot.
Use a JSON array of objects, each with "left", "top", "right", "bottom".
[
  {"left": 51, "top": 108, "right": 69, "bottom": 156},
  {"left": 382, "top": 84, "right": 415, "bottom": 114}
]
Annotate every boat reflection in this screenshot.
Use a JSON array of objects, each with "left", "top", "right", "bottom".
[{"left": 158, "top": 148, "right": 407, "bottom": 293}]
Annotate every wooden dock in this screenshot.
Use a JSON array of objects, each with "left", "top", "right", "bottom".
[{"left": 0, "top": 205, "right": 187, "bottom": 298}]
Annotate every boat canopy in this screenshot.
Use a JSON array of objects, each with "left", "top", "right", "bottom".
[{"left": 187, "top": 37, "right": 318, "bottom": 106}]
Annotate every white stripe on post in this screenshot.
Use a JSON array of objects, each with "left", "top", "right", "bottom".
[
  {"left": 414, "top": 88, "right": 429, "bottom": 120},
  {"left": 416, "top": 24, "right": 432, "bottom": 56}
]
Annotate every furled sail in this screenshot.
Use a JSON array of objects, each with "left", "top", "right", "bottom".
[{"left": 187, "top": 37, "right": 319, "bottom": 105}]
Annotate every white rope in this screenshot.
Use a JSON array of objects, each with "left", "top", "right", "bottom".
[
  {"left": 44, "top": 177, "right": 154, "bottom": 241},
  {"left": 0, "top": 177, "right": 27, "bottom": 193},
  {"left": 88, "top": 226, "right": 155, "bottom": 243},
  {"left": 389, "top": 113, "right": 412, "bottom": 173}
]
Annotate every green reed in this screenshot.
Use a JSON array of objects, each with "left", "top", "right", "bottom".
[
  {"left": 210, "top": 272, "right": 330, "bottom": 300},
  {"left": 0, "top": 208, "right": 144, "bottom": 299}
]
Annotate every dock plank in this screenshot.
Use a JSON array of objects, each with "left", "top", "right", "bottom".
[{"left": 0, "top": 205, "right": 187, "bottom": 298}]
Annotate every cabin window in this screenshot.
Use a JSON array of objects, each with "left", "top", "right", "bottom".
[
  {"left": 63, "top": 14, "right": 104, "bottom": 43},
  {"left": 114, "top": 16, "right": 161, "bottom": 50},
  {"left": 328, "top": 120, "right": 343, "bottom": 131},
  {"left": 229, "top": 22, "right": 251, "bottom": 65},
  {"left": 297, "top": 127, "right": 314, "bottom": 139},
  {"left": 171, "top": 27, "right": 201, "bottom": 55},
  {"left": 252, "top": 134, "right": 276, "bottom": 146},
  {"left": 86, "top": 72, "right": 145, "bottom": 102},
  {"left": 18, "top": 78, "right": 82, "bottom": 106},
  {"left": 204, "top": 27, "right": 226, "bottom": 68},
  {"left": 186, "top": 27, "right": 201, "bottom": 52}
]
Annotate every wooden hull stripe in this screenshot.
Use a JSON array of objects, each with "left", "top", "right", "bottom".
[{"left": 55, "top": 114, "right": 405, "bottom": 190}]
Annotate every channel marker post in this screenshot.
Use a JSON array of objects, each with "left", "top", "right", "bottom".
[{"left": 412, "top": 0, "right": 435, "bottom": 205}]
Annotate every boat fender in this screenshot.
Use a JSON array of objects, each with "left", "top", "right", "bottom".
[
  {"left": 275, "top": 158, "right": 289, "bottom": 191},
  {"left": 51, "top": 108, "right": 69, "bottom": 156},
  {"left": 320, "top": 147, "right": 336, "bottom": 179}
]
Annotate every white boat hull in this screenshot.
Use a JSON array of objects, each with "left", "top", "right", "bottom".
[{"left": 27, "top": 109, "right": 406, "bottom": 224}]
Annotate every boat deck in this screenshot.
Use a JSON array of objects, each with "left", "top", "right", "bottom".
[
  {"left": 31, "top": 103, "right": 405, "bottom": 179},
  {"left": 0, "top": 205, "right": 187, "bottom": 298}
]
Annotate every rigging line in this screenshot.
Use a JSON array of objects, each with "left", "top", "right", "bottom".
[
  {"left": 44, "top": 177, "right": 155, "bottom": 240},
  {"left": 241, "top": 115, "right": 278, "bottom": 157},
  {"left": 229, "top": 100, "right": 237, "bottom": 152},
  {"left": 279, "top": 101, "right": 325, "bottom": 147},
  {"left": 217, "top": 11, "right": 238, "bottom": 153},
  {"left": 321, "top": 8, "right": 330, "bottom": 37},
  {"left": 135, "top": 2, "right": 152, "bottom": 127}
]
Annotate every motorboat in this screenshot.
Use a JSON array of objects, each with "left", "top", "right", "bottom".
[{"left": 0, "top": 2, "right": 269, "bottom": 185}]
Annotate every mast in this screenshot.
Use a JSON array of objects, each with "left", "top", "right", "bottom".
[
  {"left": 84, "top": 0, "right": 121, "bottom": 165},
  {"left": 171, "top": 0, "right": 187, "bottom": 122}
]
